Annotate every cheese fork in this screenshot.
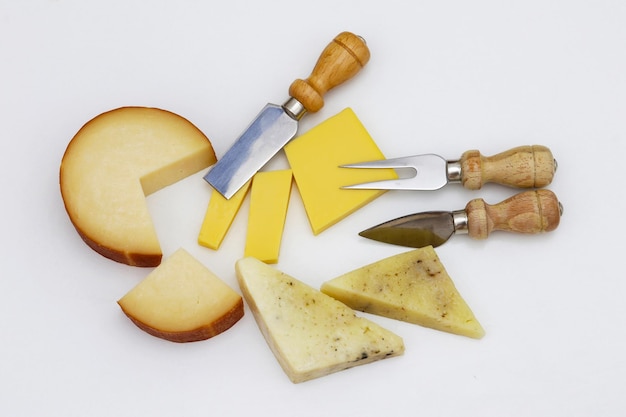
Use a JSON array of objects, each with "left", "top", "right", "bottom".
[{"left": 341, "top": 145, "right": 557, "bottom": 191}]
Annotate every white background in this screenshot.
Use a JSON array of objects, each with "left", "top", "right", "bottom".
[{"left": 2, "top": 1, "right": 625, "bottom": 416}]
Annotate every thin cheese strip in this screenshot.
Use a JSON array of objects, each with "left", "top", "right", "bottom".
[
  {"left": 244, "top": 170, "right": 293, "bottom": 263},
  {"left": 198, "top": 180, "right": 251, "bottom": 250}
]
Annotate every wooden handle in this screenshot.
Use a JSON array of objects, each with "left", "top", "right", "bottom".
[
  {"left": 459, "top": 145, "right": 556, "bottom": 189},
  {"left": 466, "top": 189, "right": 561, "bottom": 240},
  {"left": 288, "top": 32, "right": 370, "bottom": 113}
]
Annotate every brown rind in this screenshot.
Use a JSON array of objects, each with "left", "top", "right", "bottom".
[
  {"left": 119, "top": 298, "right": 244, "bottom": 343},
  {"left": 72, "top": 222, "right": 163, "bottom": 267}
]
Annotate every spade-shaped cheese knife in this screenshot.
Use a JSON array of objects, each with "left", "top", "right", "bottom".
[
  {"left": 359, "top": 189, "right": 562, "bottom": 248},
  {"left": 205, "top": 31, "right": 371, "bottom": 199},
  {"left": 342, "top": 145, "right": 557, "bottom": 191}
]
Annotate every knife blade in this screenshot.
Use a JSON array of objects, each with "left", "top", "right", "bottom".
[
  {"left": 359, "top": 189, "right": 562, "bottom": 248},
  {"left": 204, "top": 31, "right": 371, "bottom": 199},
  {"left": 341, "top": 145, "right": 557, "bottom": 191}
]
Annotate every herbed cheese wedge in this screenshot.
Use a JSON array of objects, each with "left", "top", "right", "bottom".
[
  {"left": 236, "top": 257, "right": 404, "bottom": 384},
  {"left": 321, "top": 246, "right": 485, "bottom": 339},
  {"left": 118, "top": 248, "right": 243, "bottom": 343},
  {"left": 60, "top": 107, "right": 217, "bottom": 267}
]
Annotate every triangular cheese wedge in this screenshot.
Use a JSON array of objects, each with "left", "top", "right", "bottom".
[
  {"left": 118, "top": 248, "right": 244, "bottom": 343},
  {"left": 321, "top": 247, "right": 485, "bottom": 339},
  {"left": 235, "top": 257, "right": 404, "bottom": 383}
]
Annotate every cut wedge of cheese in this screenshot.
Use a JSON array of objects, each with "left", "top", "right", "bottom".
[
  {"left": 244, "top": 170, "right": 292, "bottom": 264},
  {"left": 198, "top": 179, "right": 251, "bottom": 250},
  {"left": 284, "top": 108, "right": 397, "bottom": 235},
  {"left": 60, "top": 107, "right": 216, "bottom": 267},
  {"left": 321, "top": 246, "right": 485, "bottom": 339},
  {"left": 235, "top": 257, "right": 404, "bottom": 383},
  {"left": 118, "top": 248, "right": 243, "bottom": 343}
]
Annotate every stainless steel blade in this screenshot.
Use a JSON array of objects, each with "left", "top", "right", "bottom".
[
  {"left": 359, "top": 211, "right": 455, "bottom": 248},
  {"left": 341, "top": 154, "right": 449, "bottom": 190},
  {"left": 204, "top": 103, "right": 298, "bottom": 199}
]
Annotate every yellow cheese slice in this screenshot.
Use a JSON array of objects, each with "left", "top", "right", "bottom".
[
  {"left": 198, "top": 179, "right": 251, "bottom": 250},
  {"left": 236, "top": 256, "right": 404, "bottom": 383},
  {"left": 244, "top": 170, "right": 293, "bottom": 264},
  {"left": 321, "top": 247, "right": 485, "bottom": 339},
  {"left": 284, "top": 107, "right": 397, "bottom": 235}
]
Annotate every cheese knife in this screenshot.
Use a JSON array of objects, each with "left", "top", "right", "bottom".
[
  {"left": 359, "top": 189, "right": 562, "bottom": 248},
  {"left": 204, "top": 31, "right": 370, "bottom": 199},
  {"left": 342, "top": 145, "right": 557, "bottom": 191}
]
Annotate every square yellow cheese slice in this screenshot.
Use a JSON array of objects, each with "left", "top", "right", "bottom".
[
  {"left": 284, "top": 107, "right": 397, "bottom": 235},
  {"left": 244, "top": 170, "right": 293, "bottom": 264},
  {"left": 198, "top": 179, "right": 251, "bottom": 250}
]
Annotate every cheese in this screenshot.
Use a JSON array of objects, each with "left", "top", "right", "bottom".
[
  {"left": 321, "top": 246, "right": 485, "bottom": 339},
  {"left": 244, "top": 170, "right": 292, "bottom": 264},
  {"left": 60, "top": 107, "right": 216, "bottom": 267},
  {"left": 118, "top": 248, "right": 244, "bottom": 342},
  {"left": 235, "top": 257, "right": 404, "bottom": 383},
  {"left": 284, "top": 108, "right": 397, "bottom": 235},
  {"left": 198, "top": 180, "right": 251, "bottom": 250}
]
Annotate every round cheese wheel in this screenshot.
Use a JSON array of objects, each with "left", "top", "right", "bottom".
[{"left": 60, "top": 107, "right": 216, "bottom": 266}]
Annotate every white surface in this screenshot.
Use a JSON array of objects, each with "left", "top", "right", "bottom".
[{"left": 2, "top": 1, "right": 625, "bottom": 416}]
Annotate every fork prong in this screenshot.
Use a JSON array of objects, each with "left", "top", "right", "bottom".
[
  {"left": 340, "top": 155, "right": 420, "bottom": 169},
  {"left": 341, "top": 178, "right": 412, "bottom": 190},
  {"left": 341, "top": 154, "right": 448, "bottom": 190}
]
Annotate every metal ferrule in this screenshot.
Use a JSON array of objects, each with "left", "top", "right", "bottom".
[
  {"left": 282, "top": 97, "right": 307, "bottom": 121},
  {"left": 452, "top": 209, "right": 469, "bottom": 234},
  {"left": 446, "top": 160, "right": 462, "bottom": 183}
]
